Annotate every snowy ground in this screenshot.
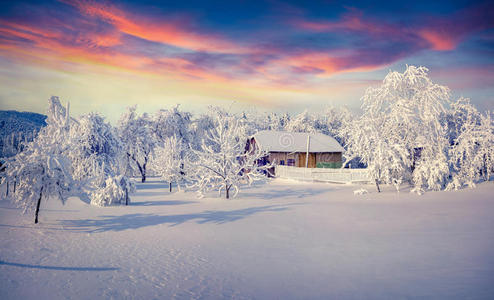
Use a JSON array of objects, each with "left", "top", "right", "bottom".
[{"left": 1, "top": 178, "right": 493, "bottom": 299}]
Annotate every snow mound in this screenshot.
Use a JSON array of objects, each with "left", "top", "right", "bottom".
[{"left": 353, "top": 188, "right": 368, "bottom": 195}]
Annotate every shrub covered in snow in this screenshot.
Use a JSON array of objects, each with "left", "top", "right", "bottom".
[{"left": 90, "top": 175, "right": 135, "bottom": 206}]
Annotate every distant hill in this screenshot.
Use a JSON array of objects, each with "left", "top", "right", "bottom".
[{"left": 0, "top": 110, "right": 47, "bottom": 157}]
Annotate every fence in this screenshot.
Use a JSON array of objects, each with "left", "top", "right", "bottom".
[{"left": 275, "top": 165, "right": 370, "bottom": 183}]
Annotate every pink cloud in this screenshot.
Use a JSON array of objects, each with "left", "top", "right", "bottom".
[
  {"left": 417, "top": 29, "right": 458, "bottom": 51},
  {"left": 62, "top": 0, "right": 250, "bottom": 54},
  {"left": 292, "top": 11, "right": 404, "bottom": 38},
  {"left": 292, "top": 4, "right": 494, "bottom": 52}
]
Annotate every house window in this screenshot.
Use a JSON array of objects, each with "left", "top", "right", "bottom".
[{"left": 287, "top": 159, "right": 295, "bottom": 166}]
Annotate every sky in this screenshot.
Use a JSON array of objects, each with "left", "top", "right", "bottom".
[{"left": 0, "top": 0, "right": 493, "bottom": 121}]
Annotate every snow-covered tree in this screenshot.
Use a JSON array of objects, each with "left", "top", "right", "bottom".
[
  {"left": 477, "top": 112, "right": 494, "bottom": 181},
  {"left": 189, "top": 112, "right": 214, "bottom": 151},
  {"left": 153, "top": 135, "right": 187, "bottom": 192},
  {"left": 191, "top": 109, "right": 271, "bottom": 199},
  {"left": 67, "top": 113, "right": 123, "bottom": 186},
  {"left": 344, "top": 65, "right": 451, "bottom": 192},
  {"left": 342, "top": 111, "right": 409, "bottom": 191},
  {"left": 66, "top": 112, "right": 133, "bottom": 205},
  {"left": 278, "top": 112, "right": 291, "bottom": 130},
  {"left": 259, "top": 112, "right": 286, "bottom": 131},
  {"left": 1, "top": 121, "right": 43, "bottom": 159},
  {"left": 445, "top": 98, "right": 482, "bottom": 146},
  {"left": 285, "top": 110, "right": 318, "bottom": 133},
  {"left": 323, "top": 106, "right": 353, "bottom": 145},
  {"left": 150, "top": 105, "right": 192, "bottom": 179},
  {"left": 412, "top": 143, "right": 450, "bottom": 194},
  {"left": 189, "top": 106, "right": 226, "bottom": 151},
  {"left": 239, "top": 111, "right": 287, "bottom": 134},
  {"left": 389, "top": 66, "right": 450, "bottom": 192},
  {"left": 117, "top": 106, "right": 156, "bottom": 182},
  {"left": 448, "top": 102, "right": 494, "bottom": 189},
  {"left": 1, "top": 132, "right": 26, "bottom": 158},
  {"left": 4, "top": 97, "right": 73, "bottom": 223},
  {"left": 152, "top": 105, "right": 192, "bottom": 144}
]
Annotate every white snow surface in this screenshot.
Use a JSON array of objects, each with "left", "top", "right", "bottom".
[
  {"left": 1, "top": 178, "right": 493, "bottom": 299},
  {"left": 253, "top": 130, "right": 344, "bottom": 153}
]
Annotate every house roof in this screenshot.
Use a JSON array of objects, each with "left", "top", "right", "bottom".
[{"left": 252, "top": 130, "right": 344, "bottom": 153}]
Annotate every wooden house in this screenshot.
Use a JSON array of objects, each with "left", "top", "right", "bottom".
[{"left": 248, "top": 130, "right": 344, "bottom": 171}]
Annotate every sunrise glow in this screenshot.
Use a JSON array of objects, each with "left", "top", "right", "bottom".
[{"left": 0, "top": 0, "right": 493, "bottom": 120}]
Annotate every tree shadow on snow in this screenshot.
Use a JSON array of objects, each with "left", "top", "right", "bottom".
[
  {"left": 131, "top": 200, "right": 198, "bottom": 206},
  {"left": 59, "top": 204, "right": 302, "bottom": 233},
  {"left": 78, "top": 192, "right": 91, "bottom": 204},
  {"left": 243, "top": 188, "right": 327, "bottom": 200},
  {"left": 0, "top": 205, "right": 20, "bottom": 210},
  {"left": 133, "top": 191, "right": 172, "bottom": 197},
  {"left": 0, "top": 260, "right": 118, "bottom": 271},
  {"left": 135, "top": 182, "right": 171, "bottom": 190}
]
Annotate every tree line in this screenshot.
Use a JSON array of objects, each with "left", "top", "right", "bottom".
[{"left": 0, "top": 65, "right": 492, "bottom": 223}]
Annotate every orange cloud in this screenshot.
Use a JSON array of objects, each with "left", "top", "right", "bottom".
[
  {"left": 276, "top": 52, "right": 382, "bottom": 77},
  {"left": 0, "top": 18, "right": 237, "bottom": 84},
  {"left": 0, "top": 20, "right": 62, "bottom": 40},
  {"left": 82, "top": 31, "right": 122, "bottom": 48},
  {"left": 0, "top": 23, "right": 154, "bottom": 75}
]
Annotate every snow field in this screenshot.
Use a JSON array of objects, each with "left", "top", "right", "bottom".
[{"left": 1, "top": 178, "right": 493, "bottom": 299}]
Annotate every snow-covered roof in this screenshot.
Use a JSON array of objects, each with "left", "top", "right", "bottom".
[{"left": 252, "top": 130, "right": 344, "bottom": 153}]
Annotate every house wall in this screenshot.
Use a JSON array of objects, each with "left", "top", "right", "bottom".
[
  {"left": 298, "top": 153, "right": 316, "bottom": 168},
  {"left": 315, "top": 152, "right": 342, "bottom": 163},
  {"left": 267, "top": 152, "right": 342, "bottom": 168},
  {"left": 247, "top": 137, "right": 257, "bottom": 153},
  {"left": 268, "top": 152, "right": 285, "bottom": 165},
  {"left": 249, "top": 136, "right": 344, "bottom": 172},
  {"left": 268, "top": 152, "right": 298, "bottom": 166}
]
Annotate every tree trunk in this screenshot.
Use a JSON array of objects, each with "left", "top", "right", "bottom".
[
  {"left": 136, "top": 162, "right": 146, "bottom": 183},
  {"left": 35, "top": 187, "right": 43, "bottom": 224},
  {"left": 125, "top": 188, "right": 129, "bottom": 206},
  {"left": 141, "top": 163, "right": 146, "bottom": 183},
  {"left": 13, "top": 179, "right": 16, "bottom": 194},
  {"left": 375, "top": 179, "right": 381, "bottom": 193},
  {"left": 5, "top": 181, "right": 8, "bottom": 197},
  {"left": 169, "top": 182, "right": 172, "bottom": 192},
  {"left": 141, "top": 158, "right": 148, "bottom": 183},
  {"left": 483, "top": 160, "right": 488, "bottom": 181},
  {"left": 226, "top": 184, "right": 230, "bottom": 199}
]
